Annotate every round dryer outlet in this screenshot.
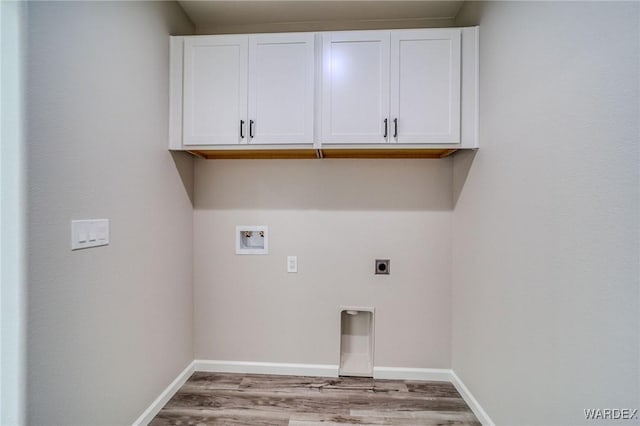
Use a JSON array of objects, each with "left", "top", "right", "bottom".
[{"left": 375, "top": 259, "right": 390, "bottom": 275}]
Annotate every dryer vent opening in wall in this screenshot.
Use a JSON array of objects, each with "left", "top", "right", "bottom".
[
  {"left": 236, "top": 226, "right": 268, "bottom": 254},
  {"left": 340, "top": 307, "right": 375, "bottom": 378}
]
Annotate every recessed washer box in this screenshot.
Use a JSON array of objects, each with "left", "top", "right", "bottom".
[{"left": 236, "top": 225, "right": 268, "bottom": 255}]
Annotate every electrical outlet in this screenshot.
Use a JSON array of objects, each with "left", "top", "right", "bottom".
[
  {"left": 287, "top": 256, "right": 298, "bottom": 273},
  {"left": 375, "top": 259, "right": 390, "bottom": 275}
]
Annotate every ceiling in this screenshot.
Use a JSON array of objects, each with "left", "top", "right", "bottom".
[{"left": 178, "top": 1, "right": 464, "bottom": 31}]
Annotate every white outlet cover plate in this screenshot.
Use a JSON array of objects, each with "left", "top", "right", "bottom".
[{"left": 287, "top": 256, "right": 297, "bottom": 273}]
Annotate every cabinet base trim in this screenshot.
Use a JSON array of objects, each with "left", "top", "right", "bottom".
[
  {"left": 321, "top": 148, "right": 457, "bottom": 159},
  {"left": 187, "top": 149, "right": 318, "bottom": 159},
  {"left": 186, "top": 148, "right": 459, "bottom": 159}
]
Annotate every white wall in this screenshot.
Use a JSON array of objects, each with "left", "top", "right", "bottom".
[
  {"left": 26, "top": 2, "right": 194, "bottom": 424},
  {"left": 452, "top": 2, "right": 639, "bottom": 425},
  {"left": 1, "top": 1, "right": 27, "bottom": 424},
  {"left": 194, "top": 159, "right": 453, "bottom": 369}
]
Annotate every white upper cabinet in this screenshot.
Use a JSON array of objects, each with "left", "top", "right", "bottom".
[
  {"left": 183, "top": 35, "right": 248, "bottom": 146},
  {"left": 170, "top": 27, "right": 477, "bottom": 152},
  {"left": 390, "top": 29, "right": 461, "bottom": 144},
  {"left": 321, "top": 28, "right": 462, "bottom": 145},
  {"left": 248, "top": 33, "right": 315, "bottom": 144},
  {"left": 181, "top": 33, "right": 314, "bottom": 146},
  {"left": 321, "top": 31, "right": 390, "bottom": 144}
]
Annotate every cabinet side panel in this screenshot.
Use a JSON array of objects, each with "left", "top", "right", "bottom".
[
  {"left": 460, "top": 27, "right": 478, "bottom": 149},
  {"left": 169, "top": 36, "right": 184, "bottom": 150}
]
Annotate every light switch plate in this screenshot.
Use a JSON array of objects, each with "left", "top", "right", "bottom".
[{"left": 71, "top": 219, "right": 109, "bottom": 250}]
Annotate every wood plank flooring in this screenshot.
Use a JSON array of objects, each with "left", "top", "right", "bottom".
[{"left": 150, "top": 373, "right": 480, "bottom": 425}]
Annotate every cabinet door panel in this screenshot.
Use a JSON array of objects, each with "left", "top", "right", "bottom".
[
  {"left": 391, "top": 29, "right": 461, "bottom": 144},
  {"left": 322, "top": 31, "right": 390, "bottom": 144},
  {"left": 248, "top": 33, "right": 314, "bottom": 144},
  {"left": 183, "top": 36, "right": 248, "bottom": 145}
]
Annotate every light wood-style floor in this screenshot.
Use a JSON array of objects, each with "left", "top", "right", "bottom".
[{"left": 150, "top": 372, "right": 481, "bottom": 425}]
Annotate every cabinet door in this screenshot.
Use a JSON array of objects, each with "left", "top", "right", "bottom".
[
  {"left": 322, "top": 31, "right": 390, "bottom": 144},
  {"left": 390, "top": 29, "right": 461, "bottom": 144},
  {"left": 183, "top": 35, "right": 248, "bottom": 145},
  {"left": 248, "top": 33, "right": 315, "bottom": 145}
]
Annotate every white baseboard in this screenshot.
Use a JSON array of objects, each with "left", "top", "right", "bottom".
[
  {"left": 132, "top": 361, "right": 195, "bottom": 426},
  {"left": 194, "top": 360, "right": 339, "bottom": 378},
  {"left": 450, "top": 370, "right": 495, "bottom": 426},
  {"left": 373, "top": 366, "right": 451, "bottom": 382}
]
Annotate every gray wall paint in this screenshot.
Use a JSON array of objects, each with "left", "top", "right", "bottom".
[
  {"left": 452, "top": 2, "right": 640, "bottom": 425},
  {"left": 26, "top": 2, "right": 194, "bottom": 424},
  {"left": 194, "top": 159, "right": 453, "bottom": 368}
]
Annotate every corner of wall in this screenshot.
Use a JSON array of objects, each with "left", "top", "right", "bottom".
[{"left": 1, "top": 0, "right": 28, "bottom": 424}]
